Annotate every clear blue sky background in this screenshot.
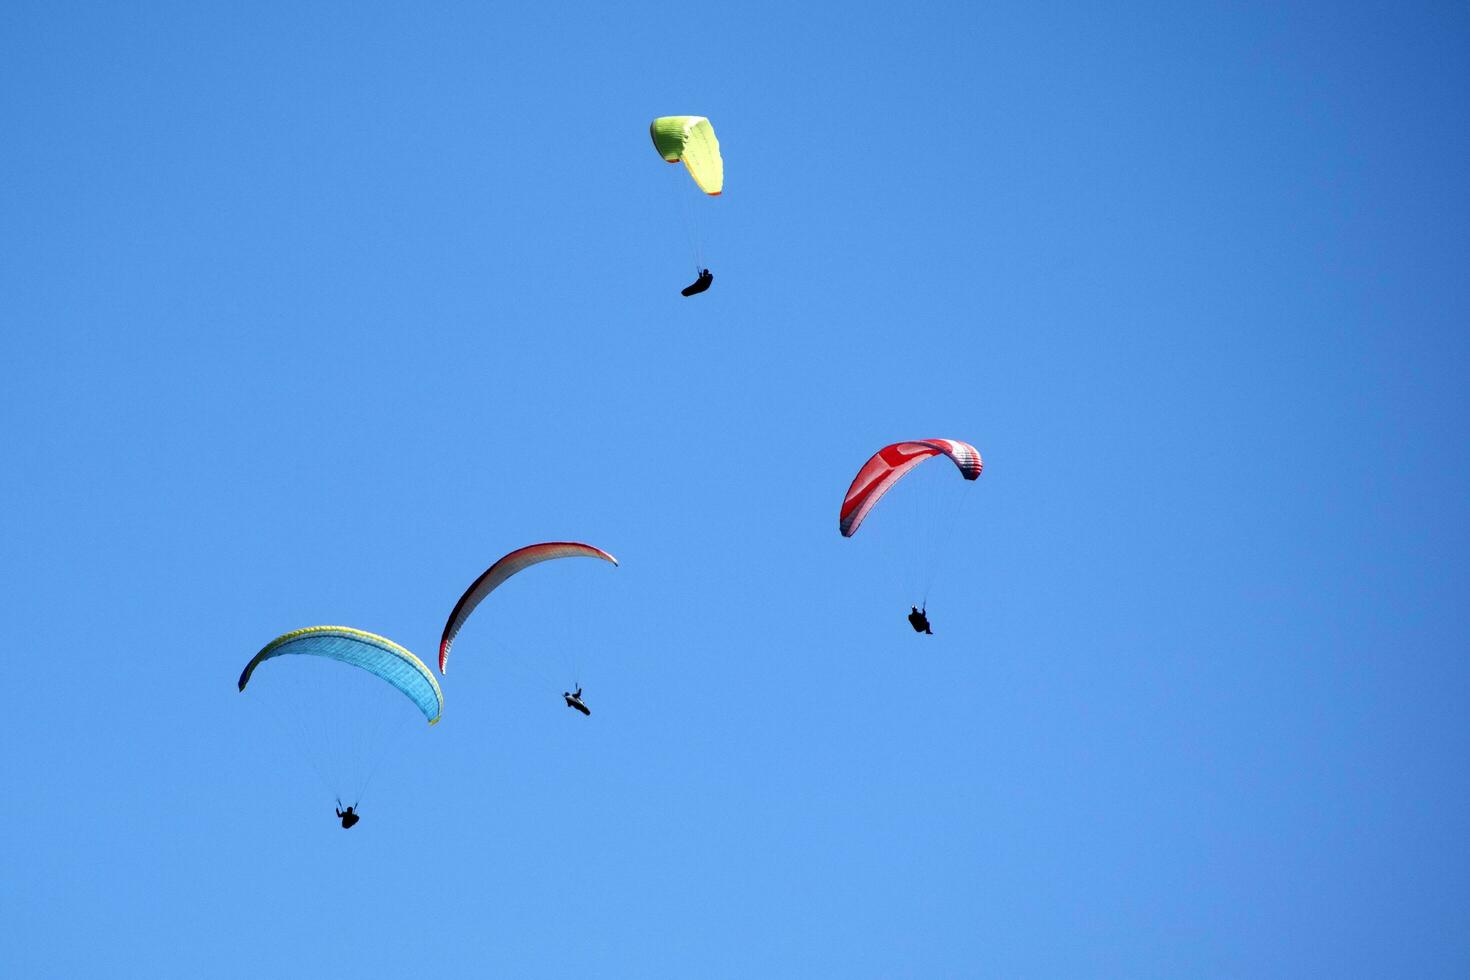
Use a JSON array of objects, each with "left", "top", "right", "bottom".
[{"left": 3, "top": 2, "right": 1468, "bottom": 976}]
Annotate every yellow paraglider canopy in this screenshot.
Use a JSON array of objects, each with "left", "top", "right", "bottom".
[{"left": 650, "top": 116, "right": 723, "bottom": 195}]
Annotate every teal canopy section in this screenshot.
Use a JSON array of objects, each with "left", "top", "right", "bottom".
[{"left": 239, "top": 626, "right": 443, "bottom": 725}]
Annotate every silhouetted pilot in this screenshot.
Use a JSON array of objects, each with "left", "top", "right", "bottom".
[
  {"left": 564, "top": 687, "right": 591, "bottom": 716},
  {"left": 681, "top": 269, "right": 713, "bottom": 296},
  {"left": 908, "top": 606, "right": 932, "bottom": 635},
  {"left": 336, "top": 803, "right": 360, "bottom": 829}
]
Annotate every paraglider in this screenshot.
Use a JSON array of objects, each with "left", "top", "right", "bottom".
[
  {"left": 239, "top": 627, "right": 443, "bottom": 819},
  {"left": 650, "top": 115, "right": 722, "bottom": 295},
  {"left": 439, "top": 542, "right": 618, "bottom": 713},
  {"left": 840, "top": 439, "right": 983, "bottom": 626}
]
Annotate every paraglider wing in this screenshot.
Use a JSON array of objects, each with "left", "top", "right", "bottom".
[
  {"left": 839, "top": 439, "right": 983, "bottom": 537},
  {"left": 439, "top": 542, "right": 619, "bottom": 674},
  {"left": 650, "top": 116, "right": 723, "bottom": 195},
  {"left": 238, "top": 626, "right": 444, "bottom": 725}
]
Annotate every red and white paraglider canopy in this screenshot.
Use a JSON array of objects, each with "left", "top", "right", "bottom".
[{"left": 839, "top": 439, "right": 983, "bottom": 538}]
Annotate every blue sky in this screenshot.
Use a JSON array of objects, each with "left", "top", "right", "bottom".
[{"left": 3, "top": 1, "right": 1468, "bottom": 976}]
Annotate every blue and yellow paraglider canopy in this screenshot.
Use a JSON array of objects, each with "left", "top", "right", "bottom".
[{"left": 238, "top": 626, "right": 443, "bottom": 725}]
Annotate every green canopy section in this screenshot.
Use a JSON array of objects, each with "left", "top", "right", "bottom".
[{"left": 650, "top": 116, "right": 723, "bottom": 195}]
